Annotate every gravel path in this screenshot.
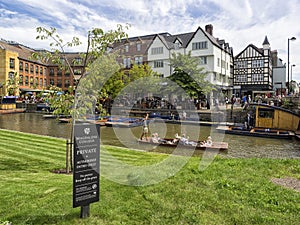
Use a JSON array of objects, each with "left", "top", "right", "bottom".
[{"left": 271, "top": 177, "right": 300, "bottom": 192}]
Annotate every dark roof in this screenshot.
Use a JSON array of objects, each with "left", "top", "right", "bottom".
[
  {"left": 0, "top": 40, "right": 35, "bottom": 60},
  {"left": 262, "top": 36, "right": 270, "bottom": 45}
]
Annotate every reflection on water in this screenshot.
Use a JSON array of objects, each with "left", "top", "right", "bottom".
[{"left": 0, "top": 113, "right": 299, "bottom": 158}]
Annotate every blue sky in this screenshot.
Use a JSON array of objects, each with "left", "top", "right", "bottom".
[{"left": 1, "top": 0, "right": 300, "bottom": 81}]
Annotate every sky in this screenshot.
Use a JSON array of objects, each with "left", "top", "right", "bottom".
[{"left": 1, "top": 0, "right": 300, "bottom": 82}]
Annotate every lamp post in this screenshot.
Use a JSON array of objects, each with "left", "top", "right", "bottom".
[
  {"left": 287, "top": 37, "right": 296, "bottom": 95},
  {"left": 290, "top": 64, "right": 296, "bottom": 94}
]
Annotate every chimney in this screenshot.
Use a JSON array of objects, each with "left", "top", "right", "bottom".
[{"left": 205, "top": 24, "right": 213, "bottom": 36}]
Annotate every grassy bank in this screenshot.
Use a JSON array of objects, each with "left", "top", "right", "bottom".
[{"left": 0, "top": 129, "right": 299, "bottom": 225}]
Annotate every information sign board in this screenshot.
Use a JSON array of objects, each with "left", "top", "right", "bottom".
[{"left": 73, "top": 123, "right": 100, "bottom": 208}]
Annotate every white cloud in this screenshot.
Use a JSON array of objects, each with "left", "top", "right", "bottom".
[{"left": 1, "top": 0, "right": 300, "bottom": 81}]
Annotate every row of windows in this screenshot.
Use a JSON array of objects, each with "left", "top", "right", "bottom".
[
  {"left": 124, "top": 43, "right": 142, "bottom": 53},
  {"left": 19, "top": 75, "right": 47, "bottom": 87},
  {"left": 153, "top": 56, "right": 208, "bottom": 69},
  {"left": 235, "top": 59, "right": 264, "bottom": 68},
  {"left": 235, "top": 74, "right": 265, "bottom": 82},
  {"left": 19, "top": 75, "right": 73, "bottom": 88},
  {"left": 123, "top": 56, "right": 143, "bottom": 68},
  {"left": 19, "top": 61, "right": 47, "bottom": 75},
  {"left": 192, "top": 41, "right": 207, "bottom": 50},
  {"left": 150, "top": 41, "right": 207, "bottom": 55},
  {"left": 49, "top": 68, "right": 82, "bottom": 76},
  {"left": 151, "top": 47, "right": 163, "bottom": 55}
]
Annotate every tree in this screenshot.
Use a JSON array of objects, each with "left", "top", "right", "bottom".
[
  {"left": 5, "top": 72, "right": 19, "bottom": 96},
  {"left": 169, "top": 51, "right": 213, "bottom": 94},
  {"left": 124, "top": 64, "right": 160, "bottom": 98},
  {"left": 33, "top": 25, "right": 129, "bottom": 173}
]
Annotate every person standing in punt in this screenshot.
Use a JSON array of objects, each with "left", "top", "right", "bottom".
[{"left": 140, "top": 113, "right": 149, "bottom": 141}]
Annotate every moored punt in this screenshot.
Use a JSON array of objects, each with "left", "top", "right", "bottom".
[
  {"left": 59, "top": 118, "right": 72, "bottom": 123},
  {"left": 216, "top": 125, "right": 295, "bottom": 139},
  {"left": 138, "top": 138, "right": 228, "bottom": 151},
  {"left": 105, "top": 117, "right": 144, "bottom": 128},
  {"left": 0, "top": 108, "right": 26, "bottom": 114},
  {"left": 43, "top": 114, "right": 71, "bottom": 119}
]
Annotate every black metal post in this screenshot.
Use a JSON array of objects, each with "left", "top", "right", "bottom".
[
  {"left": 66, "top": 139, "right": 69, "bottom": 174},
  {"left": 287, "top": 37, "right": 296, "bottom": 95},
  {"left": 80, "top": 205, "right": 90, "bottom": 218},
  {"left": 287, "top": 39, "right": 290, "bottom": 95}
]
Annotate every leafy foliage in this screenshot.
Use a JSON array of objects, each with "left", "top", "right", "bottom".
[
  {"left": 44, "top": 86, "right": 74, "bottom": 116},
  {"left": 168, "top": 51, "right": 213, "bottom": 98},
  {"left": 5, "top": 72, "right": 19, "bottom": 96}
]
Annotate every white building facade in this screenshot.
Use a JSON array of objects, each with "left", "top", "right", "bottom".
[{"left": 147, "top": 24, "right": 233, "bottom": 102}]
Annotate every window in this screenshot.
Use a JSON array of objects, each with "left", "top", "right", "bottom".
[
  {"left": 65, "top": 79, "right": 70, "bottom": 88},
  {"left": 44, "top": 68, "right": 47, "bottom": 76},
  {"left": 8, "top": 72, "right": 14, "bottom": 80},
  {"left": 57, "top": 69, "right": 62, "bottom": 77},
  {"left": 30, "top": 64, "right": 34, "bottom": 74},
  {"left": 134, "top": 56, "right": 143, "bottom": 65},
  {"left": 137, "top": 43, "right": 141, "bottom": 51},
  {"left": 19, "top": 62, "right": 23, "bottom": 71},
  {"left": 174, "top": 43, "right": 180, "bottom": 50},
  {"left": 44, "top": 79, "right": 47, "bottom": 87},
  {"left": 200, "top": 56, "right": 207, "bottom": 65},
  {"left": 39, "top": 78, "right": 43, "bottom": 87},
  {"left": 35, "top": 66, "right": 39, "bottom": 74},
  {"left": 30, "top": 77, "right": 33, "bottom": 85},
  {"left": 236, "top": 61, "right": 247, "bottom": 68},
  {"left": 40, "top": 67, "right": 43, "bottom": 75},
  {"left": 221, "top": 60, "right": 226, "bottom": 69},
  {"left": 65, "top": 68, "right": 70, "bottom": 77},
  {"left": 57, "top": 79, "right": 62, "bottom": 87},
  {"left": 74, "top": 69, "right": 82, "bottom": 75},
  {"left": 49, "top": 68, "right": 55, "bottom": 76},
  {"left": 258, "top": 108, "right": 274, "bottom": 118},
  {"left": 123, "top": 57, "right": 131, "bottom": 68},
  {"left": 236, "top": 75, "right": 247, "bottom": 82},
  {"left": 9, "top": 58, "right": 15, "bottom": 69},
  {"left": 19, "top": 75, "right": 23, "bottom": 85},
  {"left": 252, "top": 59, "right": 264, "bottom": 68},
  {"left": 25, "top": 76, "right": 29, "bottom": 85},
  {"left": 35, "top": 77, "right": 38, "bottom": 86},
  {"left": 151, "top": 47, "right": 163, "bottom": 55},
  {"left": 50, "top": 79, "right": 54, "bottom": 85},
  {"left": 252, "top": 74, "right": 264, "bottom": 82},
  {"left": 217, "top": 58, "right": 220, "bottom": 67},
  {"left": 74, "top": 57, "right": 82, "bottom": 65},
  {"left": 25, "top": 63, "right": 29, "bottom": 72},
  {"left": 125, "top": 45, "right": 129, "bottom": 53},
  {"left": 192, "top": 41, "right": 207, "bottom": 50},
  {"left": 154, "top": 60, "right": 164, "bottom": 68}
]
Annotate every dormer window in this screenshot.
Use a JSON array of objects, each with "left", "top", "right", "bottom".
[
  {"left": 137, "top": 43, "right": 141, "bottom": 51},
  {"left": 125, "top": 45, "right": 129, "bottom": 52}
]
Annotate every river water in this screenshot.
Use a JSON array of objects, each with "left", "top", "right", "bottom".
[{"left": 0, "top": 113, "right": 299, "bottom": 158}]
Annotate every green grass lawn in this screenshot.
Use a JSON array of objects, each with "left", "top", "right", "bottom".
[{"left": 0, "top": 129, "right": 299, "bottom": 225}]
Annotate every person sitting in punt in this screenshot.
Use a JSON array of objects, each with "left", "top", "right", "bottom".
[
  {"left": 200, "top": 136, "right": 213, "bottom": 147},
  {"left": 172, "top": 133, "right": 181, "bottom": 144},
  {"left": 205, "top": 136, "right": 213, "bottom": 147},
  {"left": 151, "top": 133, "right": 160, "bottom": 143},
  {"left": 179, "top": 134, "right": 189, "bottom": 145}
]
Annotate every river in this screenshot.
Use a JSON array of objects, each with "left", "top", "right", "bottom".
[{"left": 0, "top": 112, "right": 299, "bottom": 158}]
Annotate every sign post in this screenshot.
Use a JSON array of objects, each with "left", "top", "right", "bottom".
[{"left": 73, "top": 123, "right": 100, "bottom": 218}]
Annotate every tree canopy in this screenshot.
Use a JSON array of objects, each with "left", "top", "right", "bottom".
[{"left": 168, "top": 51, "right": 213, "bottom": 98}]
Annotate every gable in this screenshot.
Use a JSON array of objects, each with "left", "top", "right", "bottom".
[{"left": 235, "top": 44, "right": 264, "bottom": 59}]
